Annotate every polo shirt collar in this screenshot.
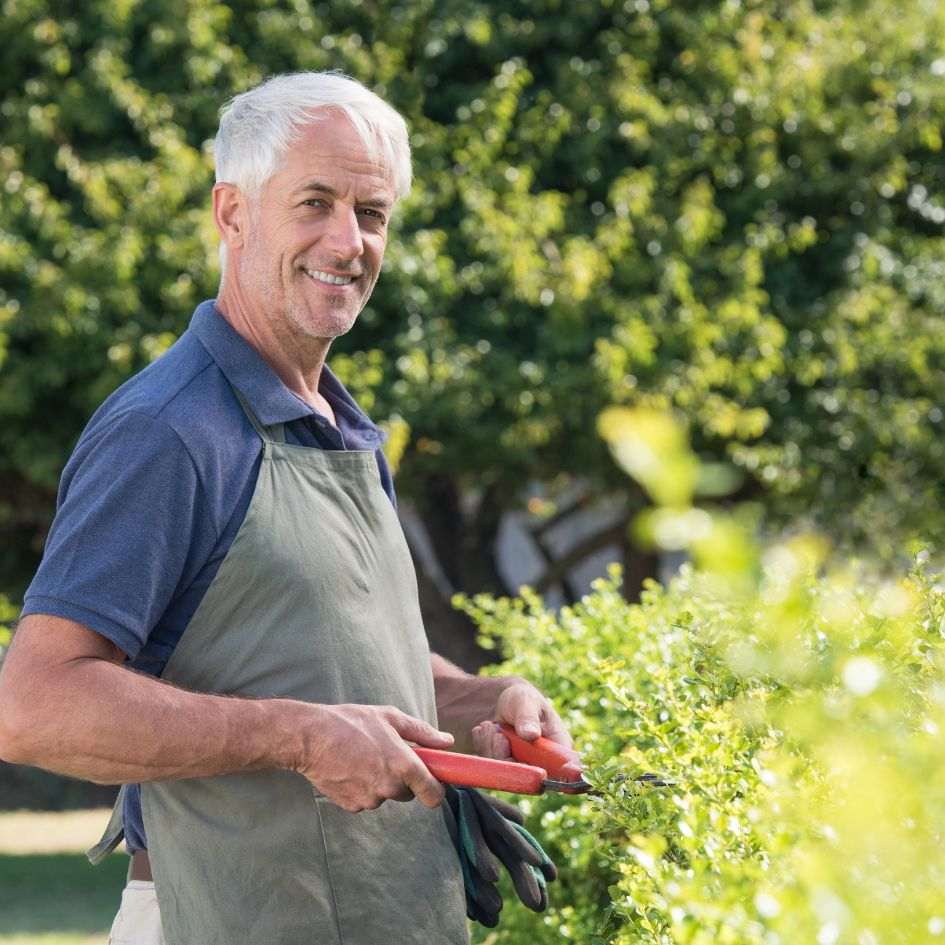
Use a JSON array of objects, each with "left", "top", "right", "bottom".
[{"left": 189, "top": 299, "right": 386, "bottom": 448}]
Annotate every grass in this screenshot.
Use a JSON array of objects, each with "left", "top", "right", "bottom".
[{"left": 0, "top": 810, "right": 126, "bottom": 945}]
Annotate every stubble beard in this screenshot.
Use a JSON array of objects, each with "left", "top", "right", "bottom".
[
  {"left": 285, "top": 282, "right": 362, "bottom": 341},
  {"left": 238, "top": 247, "right": 360, "bottom": 344}
]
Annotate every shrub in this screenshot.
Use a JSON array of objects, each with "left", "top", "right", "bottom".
[
  {"left": 458, "top": 410, "right": 945, "bottom": 944},
  {"left": 461, "top": 555, "right": 944, "bottom": 945}
]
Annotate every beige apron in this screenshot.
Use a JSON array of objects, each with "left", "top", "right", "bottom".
[{"left": 90, "top": 385, "right": 469, "bottom": 945}]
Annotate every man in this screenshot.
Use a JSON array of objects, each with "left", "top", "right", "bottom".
[{"left": 0, "top": 73, "right": 573, "bottom": 944}]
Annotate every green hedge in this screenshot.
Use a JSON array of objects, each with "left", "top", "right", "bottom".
[
  {"left": 458, "top": 408, "right": 944, "bottom": 943},
  {"left": 461, "top": 556, "right": 942, "bottom": 945}
]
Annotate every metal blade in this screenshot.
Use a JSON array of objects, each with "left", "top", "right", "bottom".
[{"left": 543, "top": 771, "right": 677, "bottom": 796}]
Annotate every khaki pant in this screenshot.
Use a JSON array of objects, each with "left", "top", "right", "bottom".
[{"left": 107, "top": 881, "right": 166, "bottom": 945}]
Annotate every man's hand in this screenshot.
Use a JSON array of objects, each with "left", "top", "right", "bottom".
[
  {"left": 293, "top": 703, "right": 455, "bottom": 813},
  {"left": 431, "top": 654, "right": 575, "bottom": 759},
  {"left": 469, "top": 679, "right": 574, "bottom": 761}
]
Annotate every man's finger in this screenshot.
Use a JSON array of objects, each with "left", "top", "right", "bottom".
[
  {"left": 497, "top": 685, "right": 554, "bottom": 741},
  {"left": 471, "top": 721, "right": 513, "bottom": 759},
  {"left": 403, "top": 756, "right": 447, "bottom": 809},
  {"left": 495, "top": 684, "right": 544, "bottom": 740},
  {"left": 517, "top": 721, "right": 541, "bottom": 740},
  {"left": 388, "top": 709, "right": 455, "bottom": 748}
]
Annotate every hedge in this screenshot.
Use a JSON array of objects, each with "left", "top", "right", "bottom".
[{"left": 456, "top": 409, "right": 944, "bottom": 944}]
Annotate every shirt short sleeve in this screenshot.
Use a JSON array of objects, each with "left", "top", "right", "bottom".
[{"left": 21, "top": 409, "right": 209, "bottom": 660}]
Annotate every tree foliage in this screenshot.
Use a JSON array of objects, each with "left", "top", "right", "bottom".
[{"left": 2, "top": 0, "right": 944, "bottom": 598}]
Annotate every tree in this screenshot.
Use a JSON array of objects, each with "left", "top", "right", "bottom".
[{"left": 1, "top": 0, "right": 944, "bottom": 623}]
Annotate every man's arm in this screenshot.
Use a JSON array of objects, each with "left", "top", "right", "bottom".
[
  {"left": 0, "top": 614, "right": 455, "bottom": 811},
  {"left": 0, "top": 614, "right": 303, "bottom": 783},
  {"left": 430, "top": 652, "right": 573, "bottom": 756}
]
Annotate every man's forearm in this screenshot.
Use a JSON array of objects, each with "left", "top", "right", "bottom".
[
  {"left": 430, "top": 652, "right": 518, "bottom": 754},
  {"left": 0, "top": 657, "right": 308, "bottom": 785}
]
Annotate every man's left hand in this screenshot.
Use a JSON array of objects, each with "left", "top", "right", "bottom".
[{"left": 470, "top": 679, "right": 573, "bottom": 760}]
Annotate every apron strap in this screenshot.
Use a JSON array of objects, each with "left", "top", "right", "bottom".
[
  {"left": 86, "top": 783, "right": 128, "bottom": 865},
  {"left": 230, "top": 387, "right": 286, "bottom": 445}
]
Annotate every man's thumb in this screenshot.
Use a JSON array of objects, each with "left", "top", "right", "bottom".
[
  {"left": 392, "top": 712, "right": 455, "bottom": 747},
  {"left": 517, "top": 720, "right": 541, "bottom": 740}
]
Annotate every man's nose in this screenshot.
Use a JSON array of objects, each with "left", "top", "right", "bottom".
[{"left": 323, "top": 205, "right": 364, "bottom": 261}]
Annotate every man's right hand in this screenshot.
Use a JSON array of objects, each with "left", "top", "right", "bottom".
[{"left": 292, "top": 703, "right": 454, "bottom": 813}]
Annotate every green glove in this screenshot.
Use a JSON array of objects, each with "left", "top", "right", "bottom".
[{"left": 443, "top": 785, "right": 557, "bottom": 926}]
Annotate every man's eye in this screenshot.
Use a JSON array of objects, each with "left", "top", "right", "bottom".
[
  {"left": 303, "top": 198, "right": 326, "bottom": 208},
  {"left": 359, "top": 208, "right": 386, "bottom": 222}
]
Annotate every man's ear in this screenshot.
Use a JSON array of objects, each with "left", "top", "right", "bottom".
[{"left": 213, "top": 182, "right": 250, "bottom": 253}]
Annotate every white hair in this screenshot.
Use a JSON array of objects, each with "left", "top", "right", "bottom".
[{"left": 213, "top": 71, "right": 412, "bottom": 275}]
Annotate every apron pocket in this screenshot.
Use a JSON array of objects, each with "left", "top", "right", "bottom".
[
  {"left": 312, "top": 795, "right": 469, "bottom": 945},
  {"left": 144, "top": 772, "right": 343, "bottom": 945}
]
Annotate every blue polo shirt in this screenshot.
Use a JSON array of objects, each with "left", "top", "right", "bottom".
[{"left": 21, "top": 299, "right": 395, "bottom": 852}]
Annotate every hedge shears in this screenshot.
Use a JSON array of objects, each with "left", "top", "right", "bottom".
[{"left": 413, "top": 723, "right": 673, "bottom": 796}]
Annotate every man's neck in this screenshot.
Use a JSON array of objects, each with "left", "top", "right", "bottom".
[{"left": 215, "top": 291, "right": 336, "bottom": 423}]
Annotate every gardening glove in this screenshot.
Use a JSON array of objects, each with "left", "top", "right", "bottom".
[
  {"left": 467, "top": 786, "right": 557, "bottom": 911},
  {"left": 444, "top": 785, "right": 557, "bottom": 926},
  {"left": 444, "top": 785, "right": 503, "bottom": 926}
]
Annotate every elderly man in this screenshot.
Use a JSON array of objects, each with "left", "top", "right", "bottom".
[{"left": 0, "top": 73, "right": 572, "bottom": 944}]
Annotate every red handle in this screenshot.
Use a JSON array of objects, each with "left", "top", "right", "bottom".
[
  {"left": 413, "top": 747, "right": 547, "bottom": 795},
  {"left": 499, "top": 724, "right": 584, "bottom": 781}
]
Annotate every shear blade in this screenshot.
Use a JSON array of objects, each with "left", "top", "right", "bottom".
[
  {"left": 633, "top": 772, "right": 675, "bottom": 787},
  {"left": 543, "top": 776, "right": 594, "bottom": 795}
]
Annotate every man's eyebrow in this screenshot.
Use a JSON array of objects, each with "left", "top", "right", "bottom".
[{"left": 297, "top": 181, "right": 393, "bottom": 211}]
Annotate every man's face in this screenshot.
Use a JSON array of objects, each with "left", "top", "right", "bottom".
[{"left": 233, "top": 111, "right": 396, "bottom": 341}]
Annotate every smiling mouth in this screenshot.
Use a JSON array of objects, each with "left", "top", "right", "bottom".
[{"left": 304, "top": 268, "right": 359, "bottom": 286}]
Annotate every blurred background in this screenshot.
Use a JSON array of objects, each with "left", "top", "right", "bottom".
[{"left": 1, "top": 0, "right": 944, "bottom": 940}]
